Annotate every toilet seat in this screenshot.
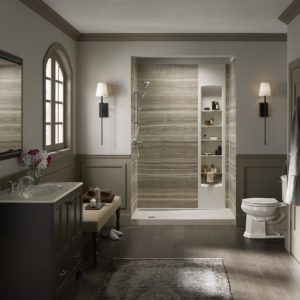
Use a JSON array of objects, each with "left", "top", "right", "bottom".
[{"left": 242, "top": 198, "right": 279, "bottom": 207}]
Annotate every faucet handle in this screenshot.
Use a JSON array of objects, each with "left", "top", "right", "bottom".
[{"left": 8, "top": 180, "right": 17, "bottom": 193}]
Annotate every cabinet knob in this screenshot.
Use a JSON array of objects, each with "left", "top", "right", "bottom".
[{"left": 59, "top": 269, "right": 68, "bottom": 276}]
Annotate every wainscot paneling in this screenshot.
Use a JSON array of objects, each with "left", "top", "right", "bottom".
[
  {"left": 77, "top": 155, "right": 131, "bottom": 215},
  {"left": 41, "top": 154, "right": 77, "bottom": 182},
  {"left": 236, "top": 155, "right": 286, "bottom": 227}
]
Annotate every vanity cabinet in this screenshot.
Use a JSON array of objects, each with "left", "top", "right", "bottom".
[
  {"left": 54, "top": 187, "right": 83, "bottom": 295},
  {"left": 0, "top": 182, "right": 83, "bottom": 300}
]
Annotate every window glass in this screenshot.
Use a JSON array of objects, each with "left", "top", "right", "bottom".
[{"left": 44, "top": 47, "right": 70, "bottom": 152}]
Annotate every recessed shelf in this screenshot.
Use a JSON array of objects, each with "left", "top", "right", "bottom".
[
  {"left": 201, "top": 139, "right": 222, "bottom": 142},
  {"left": 201, "top": 183, "right": 223, "bottom": 187},
  {"left": 201, "top": 125, "right": 222, "bottom": 128},
  {"left": 201, "top": 172, "right": 222, "bottom": 175},
  {"left": 201, "top": 110, "right": 222, "bottom": 112},
  {"left": 201, "top": 155, "right": 222, "bottom": 157}
]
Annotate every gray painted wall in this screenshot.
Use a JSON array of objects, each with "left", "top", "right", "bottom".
[
  {"left": 0, "top": 0, "right": 77, "bottom": 177},
  {"left": 77, "top": 41, "right": 287, "bottom": 156}
]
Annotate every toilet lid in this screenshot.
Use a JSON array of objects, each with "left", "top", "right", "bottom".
[{"left": 242, "top": 198, "right": 279, "bottom": 207}]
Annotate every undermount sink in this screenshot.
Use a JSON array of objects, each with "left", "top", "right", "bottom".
[
  {"left": 0, "top": 182, "right": 83, "bottom": 203},
  {"left": 19, "top": 183, "right": 63, "bottom": 199}
]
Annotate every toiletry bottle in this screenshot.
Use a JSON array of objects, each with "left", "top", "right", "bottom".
[
  {"left": 218, "top": 146, "right": 222, "bottom": 155},
  {"left": 94, "top": 187, "right": 101, "bottom": 206},
  {"left": 210, "top": 164, "right": 215, "bottom": 172},
  {"left": 212, "top": 101, "right": 216, "bottom": 110},
  {"left": 215, "top": 102, "right": 220, "bottom": 110},
  {"left": 210, "top": 118, "right": 214, "bottom": 125}
]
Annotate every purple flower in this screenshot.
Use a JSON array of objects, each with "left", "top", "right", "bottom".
[
  {"left": 47, "top": 155, "right": 52, "bottom": 166},
  {"left": 28, "top": 149, "right": 40, "bottom": 156}
]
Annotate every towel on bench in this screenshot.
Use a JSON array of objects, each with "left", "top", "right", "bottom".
[{"left": 83, "top": 188, "right": 115, "bottom": 203}]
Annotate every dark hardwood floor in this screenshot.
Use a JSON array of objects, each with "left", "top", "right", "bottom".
[{"left": 61, "top": 225, "right": 300, "bottom": 300}]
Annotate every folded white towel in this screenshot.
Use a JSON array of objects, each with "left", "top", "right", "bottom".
[
  {"left": 111, "top": 228, "right": 123, "bottom": 236},
  {"left": 101, "top": 228, "right": 119, "bottom": 241}
]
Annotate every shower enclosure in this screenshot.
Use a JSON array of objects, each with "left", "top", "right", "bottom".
[{"left": 131, "top": 58, "right": 236, "bottom": 224}]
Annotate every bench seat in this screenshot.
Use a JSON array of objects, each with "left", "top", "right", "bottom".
[
  {"left": 82, "top": 196, "right": 121, "bottom": 232},
  {"left": 82, "top": 195, "right": 121, "bottom": 265}
]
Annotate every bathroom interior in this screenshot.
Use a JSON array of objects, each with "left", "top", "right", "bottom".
[
  {"left": 2, "top": 1, "right": 300, "bottom": 299},
  {"left": 131, "top": 57, "right": 237, "bottom": 225}
]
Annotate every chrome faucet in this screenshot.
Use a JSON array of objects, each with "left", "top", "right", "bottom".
[
  {"left": 17, "top": 175, "right": 35, "bottom": 192},
  {"left": 8, "top": 180, "right": 17, "bottom": 193}
]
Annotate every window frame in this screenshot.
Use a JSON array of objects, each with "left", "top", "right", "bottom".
[{"left": 43, "top": 43, "right": 72, "bottom": 156}]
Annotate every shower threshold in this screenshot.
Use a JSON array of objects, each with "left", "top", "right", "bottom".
[{"left": 132, "top": 208, "right": 235, "bottom": 225}]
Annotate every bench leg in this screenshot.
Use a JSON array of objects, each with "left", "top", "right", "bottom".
[
  {"left": 116, "top": 207, "right": 120, "bottom": 231},
  {"left": 93, "top": 232, "right": 98, "bottom": 266}
]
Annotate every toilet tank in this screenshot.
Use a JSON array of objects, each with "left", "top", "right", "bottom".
[{"left": 281, "top": 175, "right": 287, "bottom": 202}]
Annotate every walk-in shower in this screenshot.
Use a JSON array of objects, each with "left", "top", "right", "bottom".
[{"left": 131, "top": 58, "right": 236, "bottom": 225}]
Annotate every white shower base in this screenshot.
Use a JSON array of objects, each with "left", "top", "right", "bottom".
[{"left": 131, "top": 208, "right": 235, "bottom": 225}]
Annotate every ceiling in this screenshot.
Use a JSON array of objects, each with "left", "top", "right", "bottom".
[{"left": 42, "top": 0, "right": 292, "bottom": 34}]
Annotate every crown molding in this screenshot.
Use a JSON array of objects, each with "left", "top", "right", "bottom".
[
  {"left": 19, "top": 1, "right": 287, "bottom": 42},
  {"left": 79, "top": 33, "right": 287, "bottom": 42},
  {"left": 20, "top": 0, "right": 81, "bottom": 40},
  {"left": 279, "top": 0, "right": 300, "bottom": 24}
]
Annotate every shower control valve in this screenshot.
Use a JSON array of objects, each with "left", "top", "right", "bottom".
[{"left": 132, "top": 138, "right": 143, "bottom": 146}]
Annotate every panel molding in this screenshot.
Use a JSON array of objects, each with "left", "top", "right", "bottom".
[
  {"left": 236, "top": 154, "right": 286, "bottom": 227},
  {"left": 279, "top": 0, "right": 300, "bottom": 25},
  {"left": 77, "top": 155, "right": 130, "bottom": 212}
]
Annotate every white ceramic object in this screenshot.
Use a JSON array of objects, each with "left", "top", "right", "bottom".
[
  {"left": 0, "top": 182, "right": 82, "bottom": 203},
  {"left": 241, "top": 176, "right": 287, "bottom": 239}
]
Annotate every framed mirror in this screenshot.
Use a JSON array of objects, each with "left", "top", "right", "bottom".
[{"left": 0, "top": 50, "right": 22, "bottom": 160}]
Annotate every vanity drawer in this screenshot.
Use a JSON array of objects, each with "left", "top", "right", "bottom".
[
  {"left": 55, "top": 253, "right": 70, "bottom": 291},
  {"left": 68, "top": 235, "right": 83, "bottom": 271}
]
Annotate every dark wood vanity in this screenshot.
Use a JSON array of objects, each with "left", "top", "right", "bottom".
[{"left": 0, "top": 182, "right": 83, "bottom": 300}]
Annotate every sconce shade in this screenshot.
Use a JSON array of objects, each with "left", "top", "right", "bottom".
[
  {"left": 259, "top": 82, "right": 271, "bottom": 97},
  {"left": 96, "top": 82, "right": 108, "bottom": 97}
]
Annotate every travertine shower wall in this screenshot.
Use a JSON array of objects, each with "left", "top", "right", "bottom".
[
  {"left": 228, "top": 60, "right": 237, "bottom": 215},
  {"left": 137, "top": 64, "right": 198, "bottom": 208},
  {"left": 131, "top": 60, "right": 138, "bottom": 214}
]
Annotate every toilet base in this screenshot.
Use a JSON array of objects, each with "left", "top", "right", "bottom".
[
  {"left": 244, "top": 215, "right": 285, "bottom": 239},
  {"left": 243, "top": 231, "right": 284, "bottom": 239}
]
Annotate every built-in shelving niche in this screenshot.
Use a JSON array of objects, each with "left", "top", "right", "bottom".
[
  {"left": 198, "top": 65, "right": 226, "bottom": 208},
  {"left": 201, "top": 86, "right": 223, "bottom": 185}
]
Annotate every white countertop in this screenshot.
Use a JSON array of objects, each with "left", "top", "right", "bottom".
[{"left": 0, "top": 182, "right": 83, "bottom": 203}]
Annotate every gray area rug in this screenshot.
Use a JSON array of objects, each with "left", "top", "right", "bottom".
[{"left": 91, "top": 258, "right": 233, "bottom": 299}]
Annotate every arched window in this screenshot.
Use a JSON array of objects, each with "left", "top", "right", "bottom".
[{"left": 43, "top": 44, "right": 72, "bottom": 153}]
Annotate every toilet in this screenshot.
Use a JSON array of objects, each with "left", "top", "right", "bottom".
[{"left": 241, "top": 175, "right": 287, "bottom": 239}]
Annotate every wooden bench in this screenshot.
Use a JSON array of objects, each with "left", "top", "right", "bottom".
[{"left": 82, "top": 196, "right": 121, "bottom": 265}]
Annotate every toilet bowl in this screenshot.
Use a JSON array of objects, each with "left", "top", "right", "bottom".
[{"left": 241, "top": 175, "right": 287, "bottom": 239}]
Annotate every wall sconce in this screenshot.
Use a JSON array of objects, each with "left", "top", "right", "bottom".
[
  {"left": 96, "top": 82, "right": 108, "bottom": 145},
  {"left": 259, "top": 82, "right": 271, "bottom": 145}
]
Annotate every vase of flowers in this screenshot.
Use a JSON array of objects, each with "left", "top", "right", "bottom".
[{"left": 19, "top": 149, "right": 52, "bottom": 185}]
